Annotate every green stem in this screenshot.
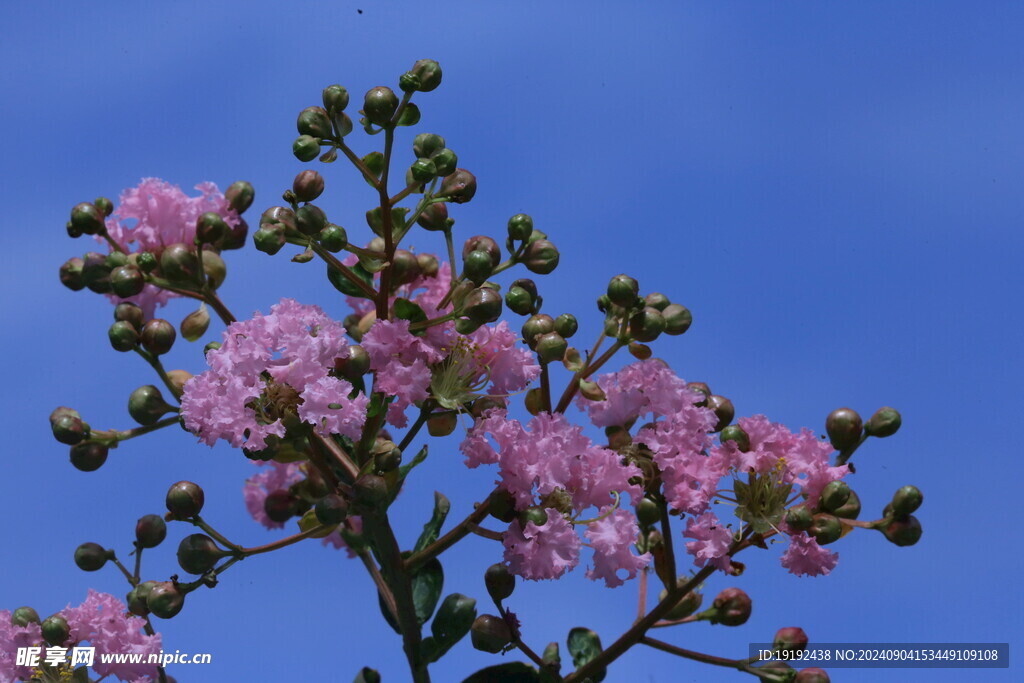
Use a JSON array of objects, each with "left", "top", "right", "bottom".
[
  {"left": 133, "top": 348, "right": 183, "bottom": 401},
  {"left": 834, "top": 433, "right": 869, "bottom": 466},
  {"left": 190, "top": 516, "right": 243, "bottom": 553},
  {"left": 640, "top": 637, "right": 763, "bottom": 675},
  {"left": 398, "top": 405, "right": 431, "bottom": 453},
  {"left": 405, "top": 494, "right": 493, "bottom": 573},
  {"left": 334, "top": 139, "right": 383, "bottom": 190},
  {"left": 311, "top": 243, "right": 379, "bottom": 300},
  {"left": 554, "top": 339, "right": 624, "bottom": 413}
]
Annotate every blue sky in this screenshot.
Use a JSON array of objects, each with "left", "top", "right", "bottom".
[{"left": 1, "top": 2, "right": 1021, "bottom": 681}]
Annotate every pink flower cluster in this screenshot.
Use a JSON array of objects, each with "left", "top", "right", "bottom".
[
  {"left": 100, "top": 178, "right": 241, "bottom": 317},
  {"left": 181, "top": 299, "right": 367, "bottom": 451},
  {"left": 1, "top": 590, "right": 161, "bottom": 682},
  {"left": 461, "top": 409, "right": 647, "bottom": 586}
]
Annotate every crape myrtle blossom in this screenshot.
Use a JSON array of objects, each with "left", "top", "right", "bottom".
[
  {"left": 1, "top": 591, "right": 162, "bottom": 682},
  {"left": 99, "top": 178, "right": 241, "bottom": 317},
  {"left": 461, "top": 409, "right": 647, "bottom": 585},
  {"left": 181, "top": 299, "right": 368, "bottom": 451}
]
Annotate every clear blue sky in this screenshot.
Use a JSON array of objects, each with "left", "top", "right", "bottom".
[{"left": 2, "top": 2, "right": 1021, "bottom": 681}]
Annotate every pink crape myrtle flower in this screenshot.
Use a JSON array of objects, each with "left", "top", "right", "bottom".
[
  {"left": 99, "top": 178, "right": 241, "bottom": 317},
  {"left": 578, "top": 359, "right": 705, "bottom": 428},
  {"left": 503, "top": 510, "right": 581, "bottom": 580},
  {"left": 60, "top": 590, "right": 162, "bottom": 681},
  {"left": 181, "top": 299, "right": 367, "bottom": 451},
  {"left": 585, "top": 508, "right": 651, "bottom": 587},
  {"left": 0, "top": 613, "right": 43, "bottom": 682},
  {"left": 683, "top": 511, "right": 734, "bottom": 572},
  {"left": 780, "top": 532, "right": 839, "bottom": 577},
  {"left": 362, "top": 318, "right": 443, "bottom": 427}
]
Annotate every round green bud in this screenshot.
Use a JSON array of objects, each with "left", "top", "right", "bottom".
[
  {"left": 74, "top": 542, "right": 108, "bottom": 571},
  {"left": 535, "top": 332, "right": 568, "bottom": 363},
  {"left": 66, "top": 220, "right": 82, "bottom": 238},
  {"left": 136, "top": 251, "right": 158, "bottom": 272},
  {"left": 431, "top": 148, "right": 458, "bottom": 176},
  {"left": 203, "top": 341, "right": 222, "bottom": 355},
  {"left": 41, "top": 614, "right": 70, "bottom": 646},
  {"left": 810, "top": 513, "right": 842, "bottom": 545},
  {"left": 463, "top": 250, "right": 494, "bottom": 285},
  {"left": 110, "top": 265, "right": 145, "bottom": 298},
  {"left": 417, "top": 202, "right": 450, "bottom": 231},
  {"left": 629, "top": 306, "right": 666, "bottom": 342},
  {"left": 427, "top": 411, "right": 458, "bottom": 437},
  {"left": 607, "top": 274, "right": 639, "bottom": 308},
  {"left": 522, "top": 314, "right": 555, "bottom": 348},
  {"left": 335, "top": 344, "right": 370, "bottom": 381},
  {"left": 322, "top": 84, "right": 350, "bottom": 112},
  {"left": 262, "top": 206, "right": 296, "bottom": 230},
  {"left": 687, "top": 382, "right": 711, "bottom": 406},
  {"left": 52, "top": 414, "right": 88, "bottom": 445},
  {"left": 454, "top": 317, "right": 482, "bottom": 335},
  {"left": 127, "top": 581, "right": 158, "bottom": 617},
  {"left": 658, "top": 583, "right": 704, "bottom": 621},
  {"left": 180, "top": 305, "right": 211, "bottom": 342},
  {"left": 636, "top": 498, "right": 660, "bottom": 527},
  {"left": 114, "top": 302, "right": 145, "bottom": 329},
  {"left": 710, "top": 587, "right": 752, "bottom": 626},
  {"left": 69, "top": 441, "right": 108, "bottom": 472},
  {"left": 662, "top": 303, "right": 692, "bottom": 335},
  {"left": 159, "top": 243, "right": 199, "bottom": 282},
  {"left": 470, "top": 614, "right": 512, "bottom": 653},
  {"left": 505, "top": 286, "right": 535, "bottom": 316},
  {"left": 263, "top": 490, "right": 299, "bottom": 523},
  {"left": 506, "top": 213, "right": 534, "bottom": 242},
  {"left": 146, "top": 581, "right": 185, "bottom": 619},
  {"left": 644, "top": 292, "right": 671, "bottom": 311},
  {"left": 410, "top": 158, "right": 436, "bottom": 183},
  {"left": 352, "top": 475, "right": 388, "bottom": 510},
  {"left": 166, "top": 480, "right": 205, "bottom": 519},
  {"left": 826, "top": 407, "right": 863, "bottom": 451},
  {"left": 135, "top": 514, "right": 167, "bottom": 548},
  {"left": 891, "top": 485, "right": 923, "bottom": 516},
  {"left": 314, "top": 493, "right": 349, "bottom": 525},
  {"left": 708, "top": 395, "right": 735, "bottom": 433},
  {"left": 389, "top": 249, "right": 421, "bottom": 287},
  {"left": 882, "top": 515, "right": 922, "bottom": 546},
  {"left": 413, "top": 133, "right": 446, "bottom": 159},
  {"left": 296, "top": 204, "right": 328, "bottom": 236},
  {"left": 140, "top": 318, "right": 176, "bottom": 355},
  {"left": 81, "top": 252, "right": 112, "bottom": 293},
  {"left": 463, "top": 287, "right": 503, "bottom": 324},
  {"left": 440, "top": 169, "right": 477, "bottom": 203},
  {"left": 865, "top": 406, "right": 901, "bottom": 437},
  {"left": 94, "top": 196, "right": 114, "bottom": 216},
  {"left": 293, "top": 170, "right": 325, "bottom": 202},
  {"left": 785, "top": 504, "right": 814, "bottom": 531},
  {"left": 485, "top": 563, "right": 516, "bottom": 602},
  {"left": 363, "top": 86, "right": 399, "bottom": 126},
  {"left": 831, "top": 489, "right": 861, "bottom": 519},
  {"left": 773, "top": 627, "right": 809, "bottom": 656},
  {"left": 11, "top": 607, "right": 40, "bottom": 627},
  {"left": 461, "top": 235, "right": 500, "bottom": 268},
  {"left": 297, "top": 106, "right": 332, "bottom": 138},
  {"left": 416, "top": 253, "right": 439, "bottom": 278},
  {"left": 70, "top": 202, "right": 104, "bottom": 235},
  {"left": 253, "top": 224, "right": 286, "bottom": 255},
  {"left": 520, "top": 506, "right": 549, "bottom": 527},
  {"left": 109, "top": 320, "right": 140, "bottom": 352},
  {"left": 553, "top": 314, "right": 578, "bottom": 338},
  {"left": 375, "top": 446, "right": 403, "bottom": 473},
  {"left": 488, "top": 489, "right": 518, "bottom": 524},
  {"left": 524, "top": 387, "right": 544, "bottom": 415},
  {"left": 522, "top": 239, "right": 559, "bottom": 274},
  {"left": 318, "top": 224, "right": 347, "bottom": 253},
  {"left": 105, "top": 251, "right": 128, "bottom": 269},
  {"left": 719, "top": 424, "right": 750, "bottom": 452},
  {"left": 177, "top": 533, "right": 224, "bottom": 574},
  {"left": 399, "top": 71, "right": 421, "bottom": 93},
  {"left": 195, "top": 212, "right": 227, "bottom": 244},
  {"left": 819, "top": 480, "right": 852, "bottom": 513},
  {"left": 225, "top": 181, "right": 255, "bottom": 214},
  {"left": 411, "top": 58, "right": 443, "bottom": 91},
  {"left": 59, "top": 257, "right": 86, "bottom": 291},
  {"left": 293, "top": 135, "right": 320, "bottom": 162},
  {"left": 626, "top": 342, "right": 651, "bottom": 360}
]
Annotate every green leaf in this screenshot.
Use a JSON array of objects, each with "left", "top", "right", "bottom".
[
  {"left": 394, "top": 298, "right": 428, "bottom": 330},
  {"left": 362, "top": 151, "right": 386, "bottom": 189},
  {"left": 326, "top": 262, "right": 373, "bottom": 298},
  {"left": 361, "top": 117, "right": 384, "bottom": 136},
  {"left": 411, "top": 557, "right": 445, "bottom": 625},
  {"left": 461, "top": 662, "right": 541, "bottom": 683},
  {"left": 365, "top": 206, "right": 410, "bottom": 239},
  {"left": 567, "top": 628, "right": 606, "bottom": 682},
  {"left": 384, "top": 444, "right": 428, "bottom": 504},
  {"left": 430, "top": 592, "right": 477, "bottom": 651},
  {"left": 539, "top": 641, "right": 562, "bottom": 683},
  {"left": 377, "top": 589, "right": 401, "bottom": 634},
  {"left": 396, "top": 103, "right": 421, "bottom": 127},
  {"left": 353, "top": 666, "right": 382, "bottom": 683},
  {"left": 419, "top": 636, "right": 442, "bottom": 664},
  {"left": 414, "top": 491, "right": 451, "bottom": 552},
  {"left": 319, "top": 147, "right": 338, "bottom": 163}
]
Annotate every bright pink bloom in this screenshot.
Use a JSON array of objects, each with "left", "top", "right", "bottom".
[
  {"left": 297, "top": 376, "right": 368, "bottom": 439},
  {"left": 578, "top": 359, "right": 704, "bottom": 427},
  {"left": 781, "top": 532, "right": 839, "bottom": 577},
  {"left": 464, "top": 321, "right": 540, "bottom": 394},
  {"left": 503, "top": 511, "right": 581, "bottom": 580},
  {"left": 585, "top": 508, "right": 651, "bottom": 587},
  {"left": 683, "top": 511, "right": 733, "bottom": 572},
  {"left": 362, "top": 318, "right": 443, "bottom": 427},
  {"left": 60, "top": 590, "right": 162, "bottom": 681},
  {"left": 0, "top": 612, "right": 43, "bottom": 681}
]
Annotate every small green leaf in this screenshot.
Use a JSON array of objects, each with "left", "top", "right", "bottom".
[
  {"left": 423, "top": 593, "right": 477, "bottom": 662},
  {"left": 414, "top": 491, "right": 451, "bottom": 552},
  {"left": 419, "top": 636, "right": 442, "bottom": 664},
  {"left": 377, "top": 590, "right": 401, "bottom": 634},
  {"left": 394, "top": 298, "right": 428, "bottom": 330},
  {"left": 396, "top": 103, "right": 421, "bottom": 127},
  {"left": 291, "top": 245, "right": 314, "bottom": 263},
  {"left": 326, "top": 263, "right": 373, "bottom": 298},
  {"left": 361, "top": 117, "right": 384, "bottom": 136},
  {"left": 461, "top": 662, "right": 541, "bottom": 683},
  {"left": 353, "top": 666, "right": 381, "bottom": 683},
  {"left": 365, "top": 206, "right": 410, "bottom": 239},
  {"left": 362, "top": 151, "right": 386, "bottom": 189},
  {"left": 567, "top": 628, "right": 606, "bottom": 682},
  {"left": 411, "top": 557, "right": 444, "bottom": 625},
  {"left": 319, "top": 147, "right": 338, "bottom": 163}
]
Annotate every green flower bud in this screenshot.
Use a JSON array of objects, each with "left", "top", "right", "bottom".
[
  {"left": 114, "top": 302, "right": 144, "bottom": 329},
  {"left": 554, "top": 314, "right": 578, "bottom": 338},
  {"left": 296, "top": 204, "right": 328, "bottom": 236},
  {"left": 607, "top": 274, "right": 639, "bottom": 308},
  {"left": 140, "top": 318, "right": 176, "bottom": 355},
  {"left": 70, "top": 202, "right": 104, "bottom": 235},
  {"left": 463, "top": 236, "right": 501, "bottom": 267},
  {"left": 225, "top": 181, "right": 255, "bottom": 214},
  {"left": 262, "top": 205, "right": 297, "bottom": 230},
  {"left": 254, "top": 224, "right": 286, "bottom": 255},
  {"left": 785, "top": 504, "right": 814, "bottom": 531},
  {"left": 106, "top": 251, "right": 128, "bottom": 269},
  {"left": 809, "top": 513, "right": 842, "bottom": 545},
  {"left": 627, "top": 342, "right": 652, "bottom": 360},
  {"left": 109, "top": 320, "right": 140, "bottom": 352},
  {"left": 74, "top": 542, "right": 109, "bottom": 571},
  {"left": 195, "top": 212, "right": 227, "bottom": 245},
  {"left": 431, "top": 148, "right": 458, "bottom": 176},
  {"left": 334, "top": 344, "right": 370, "bottom": 381},
  {"left": 506, "top": 213, "right": 534, "bottom": 243},
  {"left": 644, "top": 292, "right": 671, "bottom": 311},
  {"left": 411, "top": 59, "right": 443, "bottom": 91},
  {"left": 363, "top": 86, "right": 399, "bottom": 126},
  {"left": 94, "top": 196, "right": 113, "bottom": 216},
  {"left": 522, "top": 239, "right": 559, "bottom": 274},
  {"left": 314, "top": 493, "right": 349, "bottom": 525},
  {"left": 390, "top": 249, "right": 421, "bottom": 287},
  {"left": 463, "top": 287, "right": 503, "bottom": 324},
  {"left": 719, "top": 424, "right": 750, "bottom": 452},
  {"left": 470, "top": 614, "right": 512, "bottom": 653},
  {"left": 708, "top": 395, "right": 735, "bottom": 432},
  {"left": 819, "top": 480, "right": 851, "bottom": 513},
  {"left": 522, "top": 314, "right": 555, "bottom": 348},
  {"left": 69, "top": 441, "right": 108, "bottom": 472},
  {"left": 52, "top": 414, "right": 89, "bottom": 445},
  {"left": 505, "top": 286, "right": 535, "bottom": 316},
  {"left": 520, "top": 506, "right": 549, "bottom": 527},
  {"left": 416, "top": 253, "right": 440, "bottom": 277},
  {"left": 535, "top": 332, "right": 568, "bottom": 363},
  {"left": 159, "top": 243, "right": 199, "bottom": 282},
  {"left": 137, "top": 251, "right": 158, "bottom": 272},
  {"left": 891, "top": 485, "right": 923, "bottom": 516},
  {"left": 708, "top": 587, "right": 752, "bottom": 626},
  {"left": 524, "top": 387, "right": 544, "bottom": 415},
  {"left": 317, "top": 224, "right": 348, "bottom": 253},
  {"left": 375, "top": 446, "right": 403, "bottom": 473},
  {"left": 399, "top": 71, "right": 421, "bottom": 93},
  {"left": 108, "top": 265, "right": 144, "bottom": 298},
  {"left": 166, "top": 480, "right": 205, "bottom": 519},
  {"left": 882, "top": 515, "right": 922, "bottom": 546},
  {"left": 830, "top": 489, "right": 861, "bottom": 519},
  {"left": 417, "top": 202, "right": 450, "bottom": 231},
  {"left": 129, "top": 385, "right": 175, "bottom": 426},
  {"left": 636, "top": 498, "right": 660, "bottom": 527},
  {"left": 11, "top": 607, "right": 40, "bottom": 627},
  {"left": 662, "top": 303, "right": 692, "bottom": 335},
  {"left": 81, "top": 252, "right": 112, "bottom": 293},
  {"left": 794, "top": 668, "right": 830, "bottom": 683},
  {"left": 204, "top": 341, "right": 222, "bottom": 356},
  {"left": 297, "top": 106, "right": 332, "bottom": 138},
  {"left": 487, "top": 489, "right": 518, "bottom": 524},
  {"left": 410, "top": 158, "right": 436, "bottom": 183},
  {"left": 41, "top": 614, "right": 70, "bottom": 646},
  {"left": 427, "top": 411, "right": 458, "bottom": 437},
  {"left": 50, "top": 406, "right": 80, "bottom": 426},
  {"left": 865, "top": 406, "right": 902, "bottom": 437},
  {"left": 293, "top": 135, "right": 321, "bottom": 162},
  {"left": 59, "top": 257, "right": 86, "bottom": 291},
  {"left": 66, "top": 220, "right": 82, "bottom": 238},
  {"left": 353, "top": 474, "right": 388, "bottom": 509},
  {"left": 293, "top": 170, "right": 325, "bottom": 203},
  {"left": 454, "top": 317, "right": 482, "bottom": 335},
  {"left": 127, "top": 581, "right": 157, "bottom": 617},
  {"left": 826, "top": 408, "right": 863, "bottom": 451},
  {"left": 135, "top": 514, "right": 167, "bottom": 549},
  {"left": 440, "top": 169, "right": 477, "bottom": 203},
  {"left": 322, "top": 84, "right": 350, "bottom": 112},
  {"left": 773, "top": 627, "right": 809, "bottom": 656},
  {"left": 177, "top": 533, "right": 224, "bottom": 574},
  {"left": 658, "top": 583, "right": 704, "bottom": 621},
  {"left": 687, "top": 382, "right": 711, "bottom": 406},
  {"left": 414, "top": 133, "right": 446, "bottom": 159},
  {"left": 146, "top": 581, "right": 185, "bottom": 619},
  {"left": 264, "top": 490, "right": 299, "bottom": 523},
  {"left": 180, "top": 306, "right": 211, "bottom": 342},
  {"left": 463, "top": 250, "right": 494, "bottom": 285},
  {"left": 629, "top": 306, "right": 666, "bottom": 342},
  {"left": 484, "top": 563, "right": 516, "bottom": 602}
]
